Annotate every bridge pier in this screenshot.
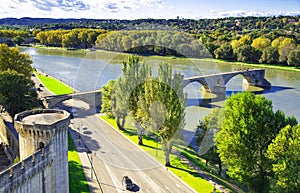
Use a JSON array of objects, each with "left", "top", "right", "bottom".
[{"left": 211, "top": 85, "right": 226, "bottom": 94}]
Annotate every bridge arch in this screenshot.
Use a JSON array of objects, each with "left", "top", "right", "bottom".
[
  {"left": 223, "top": 72, "right": 253, "bottom": 86},
  {"left": 183, "top": 79, "right": 210, "bottom": 92}
]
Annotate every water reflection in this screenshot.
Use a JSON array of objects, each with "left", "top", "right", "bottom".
[{"left": 22, "top": 47, "right": 300, "bottom": 125}]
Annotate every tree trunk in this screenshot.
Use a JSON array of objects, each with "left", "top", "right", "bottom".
[
  {"left": 116, "top": 115, "right": 125, "bottom": 130},
  {"left": 164, "top": 150, "right": 171, "bottom": 167},
  {"left": 218, "top": 161, "right": 222, "bottom": 175},
  {"left": 121, "top": 114, "right": 126, "bottom": 128},
  {"left": 163, "top": 142, "right": 171, "bottom": 166},
  {"left": 136, "top": 123, "right": 143, "bottom": 145}
]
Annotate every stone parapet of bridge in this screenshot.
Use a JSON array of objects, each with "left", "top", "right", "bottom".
[
  {"left": 183, "top": 68, "right": 271, "bottom": 94},
  {"left": 42, "top": 90, "right": 102, "bottom": 109}
]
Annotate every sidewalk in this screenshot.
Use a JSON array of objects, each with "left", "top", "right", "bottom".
[{"left": 68, "top": 126, "right": 103, "bottom": 193}]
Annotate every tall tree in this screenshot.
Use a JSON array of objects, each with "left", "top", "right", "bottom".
[
  {"left": 196, "top": 108, "right": 224, "bottom": 174},
  {"left": 251, "top": 37, "right": 271, "bottom": 51},
  {"left": 259, "top": 46, "right": 279, "bottom": 64},
  {"left": 215, "top": 92, "right": 296, "bottom": 193},
  {"left": 287, "top": 49, "right": 300, "bottom": 67},
  {"left": 140, "top": 64, "right": 186, "bottom": 166},
  {"left": 0, "top": 43, "right": 33, "bottom": 77},
  {"left": 0, "top": 70, "right": 39, "bottom": 116},
  {"left": 114, "top": 55, "right": 152, "bottom": 145},
  {"left": 236, "top": 44, "right": 261, "bottom": 63},
  {"left": 266, "top": 125, "right": 300, "bottom": 192},
  {"left": 214, "top": 43, "right": 234, "bottom": 60},
  {"left": 100, "top": 80, "right": 116, "bottom": 118}
]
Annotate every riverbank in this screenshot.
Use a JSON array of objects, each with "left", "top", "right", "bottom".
[
  {"left": 34, "top": 69, "right": 76, "bottom": 95},
  {"left": 23, "top": 45, "right": 300, "bottom": 72},
  {"left": 201, "top": 58, "right": 300, "bottom": 72}
]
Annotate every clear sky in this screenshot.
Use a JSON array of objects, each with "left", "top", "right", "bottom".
[{"left": 1, "top": 0, "right": 299, "bottom": 19}]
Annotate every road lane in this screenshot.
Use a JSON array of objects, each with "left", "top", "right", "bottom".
[{"left": 71, "top": 111, "right": 196, "bottom": 193}]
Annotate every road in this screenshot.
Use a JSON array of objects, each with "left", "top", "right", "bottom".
[{"left": 67, "top": 102, "right": 196, "bottom": 193}]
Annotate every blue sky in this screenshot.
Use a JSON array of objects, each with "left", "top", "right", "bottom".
[{"left": 1, "top": 0, "right": 299, "bottom": 19}]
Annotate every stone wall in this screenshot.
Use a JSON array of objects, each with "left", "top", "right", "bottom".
[
  {"left": 0, "top": 145, "right": 53, "bottom": 193},
  {"left": 0, "top": 109, "right": 70, "bottom": 193},
  {"left": 0, "top": 113, "right": 19, "bottom": 158}
]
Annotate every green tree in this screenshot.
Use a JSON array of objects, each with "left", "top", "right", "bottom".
[
  {"left": 0, "top": 43, "right": 33, "bottom": 77},
  {"left": 113, "top": 55, "right": 152, "bottom": 145},
  {"left": 12, "top": 35, "right": 25, "bottom": 45},
  {"left": 101, "top": 80, "right": 116, "bottom": 118},
  {"left": 196, "top": 108, "right": 224, "bottom": 174},
  {"left": 266, "top": 125, "right": 300, "bottom": 193},
  {"left": 214, "top": 43, "right": 234, "bottom": 60},
  {"left": 215, "top": 92, "right": 295, "bottom": 193},
  {"left": 287, "top": 49, "right": 300, "bottom": 66},
  {"left": 0, "top": 70, "right": 39, "bottom": 116},
  {"left": 236, "top": 44, "right": 261, "bottom": 63},
  {"left": 278, "top": 37, "right": 297, "bottom": 64},
  {"left": 140, "top": 64, "right": 186, "bottom": 166},
  {"left": 259, "top": 46, "right": 279, "bottom": 64}
]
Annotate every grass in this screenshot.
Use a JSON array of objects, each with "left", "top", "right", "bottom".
[
  {"left": 68, "top": 132, "right": 90, "bottom": 193},
  {"left": 34, "top": 72, "right": 74, "bottom": 95},
  {"left": 177, "top": 146, "right": 245, "bottom": 193},
  {"left": 101, "top": 115, "right": 221, "bottom": 193},
  {"left": 202, "top": 58, "right": 300, "bottom": 72}
]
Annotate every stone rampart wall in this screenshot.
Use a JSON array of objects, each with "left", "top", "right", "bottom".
[{"left": 0, "top": 145, "right": 53, "bottom": 193}]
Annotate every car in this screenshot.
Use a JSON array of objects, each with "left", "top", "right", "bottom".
[
  {"left": 122, "top": 176, "right": 134, "bottom": 191},
  {"left": 70, "top": 108, "right": 78, "bottom": 117}
]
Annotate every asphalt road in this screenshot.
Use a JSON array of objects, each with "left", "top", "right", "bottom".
[{"left": 68, "top": 104, "right": 196, "bottom": 193}]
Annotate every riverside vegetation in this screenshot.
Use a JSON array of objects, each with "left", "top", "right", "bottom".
[
  {"left": 101, "top": 55, "right": 299, "bottom": 193},
  {"left": 0, "top": 15, "right": 299, "bottom": 67}
]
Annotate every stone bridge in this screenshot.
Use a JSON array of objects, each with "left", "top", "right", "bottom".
[
  {"left": 42, "top": 69, "right": 271, "bottom": 109},
  {"left": 42, "top": 90, "right": 102, "bottom": 109},
  {"left": 183, "top": 68, "right": 271, "bottom": 94}
]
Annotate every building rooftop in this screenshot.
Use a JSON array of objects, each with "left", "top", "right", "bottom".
[{"left": 21, "top": 113, "right": 65, "bottom": 125}]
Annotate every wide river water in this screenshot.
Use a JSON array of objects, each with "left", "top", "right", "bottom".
[{"left": 22, "top": 47, "right": 300, "bottom": 145}]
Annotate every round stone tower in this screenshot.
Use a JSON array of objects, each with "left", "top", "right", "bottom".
[{"left": 14, "top": 109, "right": 70, "bottom": 193}]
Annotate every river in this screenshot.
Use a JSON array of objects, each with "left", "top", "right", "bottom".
[{"left": 22, "top": 47, "right": 300, "bottom": 145}]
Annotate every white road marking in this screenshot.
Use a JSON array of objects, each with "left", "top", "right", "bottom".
[{"left": 104, "top": 163, "right": 124, "bottom": 193}]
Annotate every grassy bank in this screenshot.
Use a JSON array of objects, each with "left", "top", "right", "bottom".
[
  {"left": 34, "top": 71, "right": 74, "bottom": 94},
  {"left": 100, "top": 115, "right": 232, "bottom": 193},
  {"left": 68, "top": 133, "right": 90, "bottom": 193},
  {"left": 202, "top": 58, "right": 300, "bottom": 72}
]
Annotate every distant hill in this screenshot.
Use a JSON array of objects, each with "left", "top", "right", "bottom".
[{"left": 0, "top": 16, "right": 299, "bottom": 32}]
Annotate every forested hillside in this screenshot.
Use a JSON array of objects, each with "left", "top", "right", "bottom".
[{"left": 0, "top": 16, "right": 299, "bottom": 66}]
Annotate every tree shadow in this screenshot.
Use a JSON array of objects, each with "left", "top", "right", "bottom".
[
  {"left": 168, "top": 165, "right": 203, "bottom": 178},
  {"left": 68, "top": 160, "right": 90, "bottom": 193},
  {"left": 226, "top": 85, "right": 294, "bottom": 96},
  {"left": 69, "top": 128, "right": 101, "bottom": 153},
  {"left": 255, "top": 85, "right": 294, "bottom": 94},
  {"left": 186, "top": 86, "right": 294, "bottom": 108}
]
